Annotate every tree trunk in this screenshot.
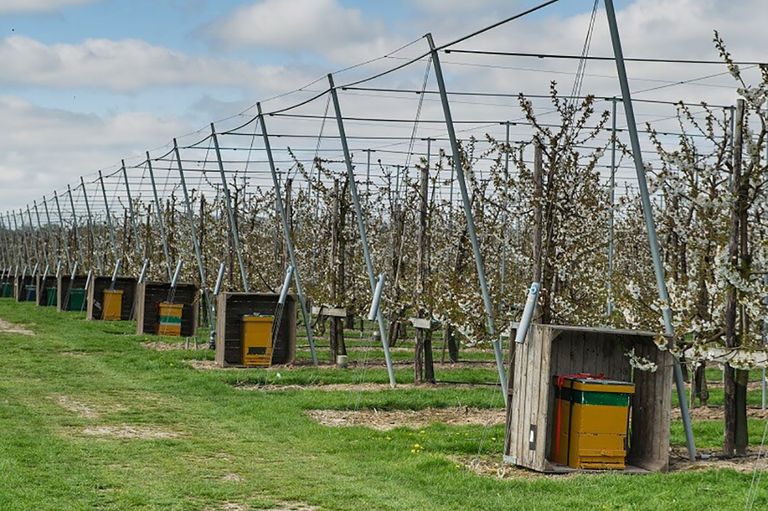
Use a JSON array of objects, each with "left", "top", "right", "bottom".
[
  {"left": 415, "top": 165, "right": 434, "bottom": 383},
  {"left": 531, "top": 139, "right": 545, "bottom": 321},
  {"left": 724, "top": 99, "right": 747, "bottom": 456}
]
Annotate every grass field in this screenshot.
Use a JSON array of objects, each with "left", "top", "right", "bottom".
[{"left": 0, "top": 300, "right": 766, "bottom": 510}]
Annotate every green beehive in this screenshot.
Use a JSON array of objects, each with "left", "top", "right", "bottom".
[
  {"left": 46, "top": 287, "right": 57, "bottom": 306},
  {"left": 68, "top": 288, "right": 86, "bottom": 311}
]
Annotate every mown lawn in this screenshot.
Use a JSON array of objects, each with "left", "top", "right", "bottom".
[{"left": 0, "top": 300, "right": 766, "bottom": 510}]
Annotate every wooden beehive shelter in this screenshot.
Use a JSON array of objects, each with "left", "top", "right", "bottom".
[
  {"left": 14, "top": 274, "right": 35, "bottom": 302},
  {"left": 86, "top": 276, "right": 137, "bottom": 321},
  {"left": 215, "top": 292, "right": 296, "bottom": 367},
  {"left": 504, "top": 324, "right": 672, "bottom": 473},
  {"left": 135, "top": 281, "right": 199, "bottom": 337}
]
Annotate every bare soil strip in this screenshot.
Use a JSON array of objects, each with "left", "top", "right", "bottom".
[
  {"left": 671, "top": 406, "right": 768, "bottom": 421},
  {"left": 307, "top": 406, "right": 505, "bottom": 431},
  {"left": 80, "top": 425, "right": 182, "bottom": 440},
  {"left": 0, "top": 318, "right": 34, "bottom": 336},
  {"left": 235, "top": 382, "right": 480, "bottom": 392}
]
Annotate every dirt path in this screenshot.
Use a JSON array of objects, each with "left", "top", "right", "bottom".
[
  {"left": 0, "top": 318, "right": 34, "bottom": 336},
  {"left": 306, "top": 406, "right": 505, "bottom": 431}
]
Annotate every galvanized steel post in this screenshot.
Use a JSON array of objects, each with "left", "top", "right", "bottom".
[
  {"left": 121, "top": 160, "right": 141, "bottom": 257},
  {"left": 328, "top": 73, "right": 397, "bottom": 387},
  {"left": 54, "top": 191, "right": 73, "bottom": 272},
  {"left": 210, "top": 123, "right": 250, "bottom": 293},
  {"left": 98, "top": 170, "right": 119, "bottom": 263},
  {"left": 604, "top": 0, "right": 696, "bottom": 460},
  {"left": 67, "top": 185, "right": 85, "bottom": 270},
  {"left": 79, "top": 177, "right": 101, "bottom": 273},
  {"left": 173, "top": 138, "right": 217, "bottom": 346},
  {"left": 146, "top": 152, "right": 173, "bottom": 282},
  {"left": 257, "top": 102, "right": 319, "bottom": 366},
  {"left": 426, "top": 33, "right": 507, "bottom": 402}
]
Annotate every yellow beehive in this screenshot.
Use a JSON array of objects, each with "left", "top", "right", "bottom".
[
  {"left": 551, "top": 376, "right": 634, "bottom": 470},
  {"left": 157, "top": 302, "right": 183, "bottom": 336},
  {"left": 241, "top": 315, "right": 274, "bottom": 368},
  {"left": 102, "top": 289, "right": 124, "bottom": 321}
]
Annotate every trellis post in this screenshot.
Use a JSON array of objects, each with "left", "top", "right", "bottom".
[
  {"left": 328, "top": 73, "right": 397, "bottom": 387},
  {"left": 79, "top": 177, "right": 102, "bottom": 273},
  {"left": 121, "top": 160, "right": 142, "bottom": 257},
  {"left": 210, "top": 123, "right": 250, "bottom": 292},
  {"left": 146, "top": 153, "right": 173, "bottom": 281},
  {"left": 604, "top": 0, "right": 696, "bottom": 460},
  {"left": 426, "top": 33, "right": 508, "bottom": 402},
  {"left": 173, "top": 138, "right": 217, "bottom": 347},
  {"left": 257, "top": 103, "right": 319, "bottom": 366}
]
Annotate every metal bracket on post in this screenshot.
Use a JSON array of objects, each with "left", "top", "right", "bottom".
[
  {"left": 258, "top": 103, "right": 318, "bottom": 365},
  {"left": 278, "top": 265, "right": 294, "bottom": 306},
  {"left": 328, "top": 74, "right": 396, "bottom": 388},
  {"left": 213, "top": 262, "right": 226, "bottom": 297},
  {"left": 109, "top": 258, "right": 122, "bottom": 290},
  {"left": 426, "top": 33, "right": 507, "bottom": 402},
  {"left": 604, "top": 0, "right": 696, "bottom": 460},
  {"left": 514, "top": 283, "right": 540, "bottom": 344},
  {"left": 137, "top": 258, "right": 150, "bottom": 284},
  {"left": 368, "top": 273, "right": 385, "bottom": 321}
]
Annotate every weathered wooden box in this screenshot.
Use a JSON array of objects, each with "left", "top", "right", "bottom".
[
  {"left": 86, "top": 276, "right": 137, "bottom": 321},
  {"left": 14, "top": 275, "right": 35, "bottom": 302},
  {"left": 504, "top": 324, "right": 672, "bottom": 473},
  {"left": 215, "top": 292, "right": 296, "bottom": 367},
  {"left": 135, "top": 281, "right": 199, "bottom": 337}
]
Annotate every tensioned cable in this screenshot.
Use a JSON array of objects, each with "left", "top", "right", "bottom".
[
  {"left": 443, "top": 49, "right": 768, "bottom": 66},
  {"left": 337, "top": 0, "right": 560, "bottom": 90}
]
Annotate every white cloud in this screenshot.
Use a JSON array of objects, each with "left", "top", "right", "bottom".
[
  {"left": 0, "top": 36, "right": 317, "bottom": 92},
  {"left": 0, "top": 95, "right": 186, "bottom": 208},
  {"left": 204, "top": 0, "right": 403, "bottom": 64},
  {"left": 0, "top": 0, "right": 96, "bottom": 13}
]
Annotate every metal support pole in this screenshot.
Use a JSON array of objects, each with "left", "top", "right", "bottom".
[
  {"left": 173, "top": 139, "right": 216, "bottom": 342},
  {"left": 210, "top": 124, "right": 250, "bottom": 293},
  {"left": 607, "top": 98, "right": 617, "bottom": 317},
  {"left": 328, "top": 74, "right": 397, "bottom": 387},
  {"left": 42, "top": 197, "right": 56, "bottom": 266},
  {"left": 80, "top": 177, "right": 102, "bottom": 273},
  {"left": 18, "top": 209, "right": 31, "bottom": 267},
  {"left": 604, "top": 0, "right": 696, "bottom": 460},
  {"left": 426, "top": 33, "right": 507, "bottom": 401},
  {"left": 33, "top": 201, "right": 48, "bottom": 268},
  {"left": 122, "top": 160, "right": 141, "bottom": 256},
  {"left": 67, "top": 185, "right": 85, "bottom": 270},
  {"left": 98, "top": 170, "right": 119, "bottom": 263},
  {"left": 146, "top": 153, "right": 173, "bottom": 281},
  {"left": 258, "top": 103, "right": 318, "bottom": 365},
  {"left": 27, "top": 205, "right": 42, "bottom": 264},
  {"left": 54, "top": 191, "right": 72, "bottom": 271}
]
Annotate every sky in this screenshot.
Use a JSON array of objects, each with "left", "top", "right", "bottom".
[{"left": 0, "top": 0, "right": 766, "bottom": 212}]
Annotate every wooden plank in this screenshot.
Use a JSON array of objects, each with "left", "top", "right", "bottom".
[
  {"left": 527, "top": 323, "right": 546, "bottom": 470},
  {"left": 409, "top": 317, "right": 431, "bottom": 330},
  {"left": 215, "top": 293, "right": 226, "bottom": 366},
  {"left": 311, "top": 305, "right": 347, "bottom": 318},
  {"left": 533, "top": 327, "right": 553, "bottom": 471},
  {"left": 135, "top": 283, "right": 146, "bottom": 335}
]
